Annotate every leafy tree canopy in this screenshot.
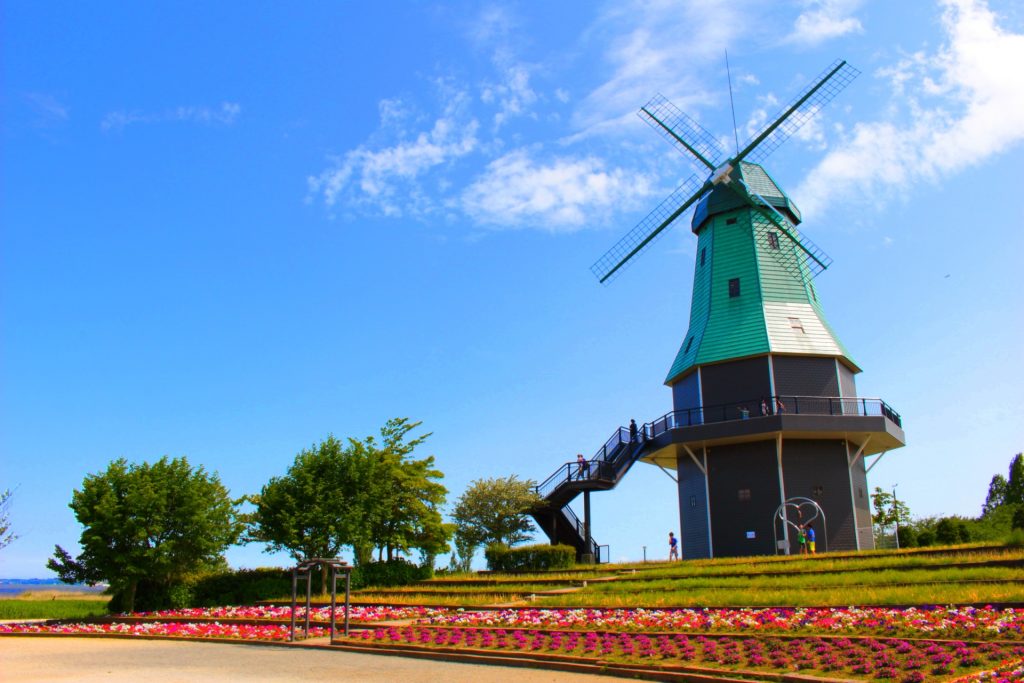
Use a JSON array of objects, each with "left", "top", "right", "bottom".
[
  {"left": 451, "top": 475, "right": 542, "bottom": 570},
  {"left": 251, "top": 419, "right": 450, "bottom": 578},
  {"left": 870, "top": 487, "right": 911, "bottom": 533},
  {"left": 47, "top": 457, "right": 242, "bottom": 612},
  {"left": 1006, "top": 453, "right": 1024, "bottom": 506}
]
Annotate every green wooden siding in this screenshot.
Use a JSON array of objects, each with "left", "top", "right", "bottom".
[
  {"left": 665, "top": 227, "right": 713, "bottom": 380},
  {"left": 752, "top": 213, "right": 808, "bottom": 304},
  {"left": 694, "top": 211, "right": 769, "bottom": 366}
]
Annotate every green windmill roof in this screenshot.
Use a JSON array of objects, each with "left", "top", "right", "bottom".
[{"left": 691, "top": 162, "right": 802, "bottom": 234}]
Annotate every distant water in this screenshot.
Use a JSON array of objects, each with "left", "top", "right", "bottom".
[{"left": 0, "top": 578, "right": 107, "bottom": 596}]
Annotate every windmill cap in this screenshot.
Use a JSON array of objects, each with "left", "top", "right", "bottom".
[{"left": 692, "top": 162, "right": 802, "bottom": 234}]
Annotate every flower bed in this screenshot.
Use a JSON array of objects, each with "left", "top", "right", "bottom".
[
  {"left": 0, "top": 621, "right": 326, "bottom": 641},
  {"left": 129, "top": 605, "right": 446, "bottom": 623},
  {"left": 425, "top": 606, "right": 1024, "bottom": 639},
  {"left": 350, "top": 626, "right": 1024, "bottom": 681}
]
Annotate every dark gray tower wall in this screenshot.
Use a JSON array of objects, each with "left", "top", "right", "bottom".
[
  {"left": 706, "top": 440, "right": 781, "bottom": 556},
  {"left": 780, "top": 440, "right": 857, "bottom": 552},
  {"left": 676, "top": 450, "right": 711, "bottom": 559},
  {"left": 671, "top": 371, "right": 700, "bottom": 413}
]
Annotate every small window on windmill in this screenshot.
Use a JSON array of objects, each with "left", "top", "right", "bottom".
[
  {"left": 811, "top": 285, "right": 817, "bottom": 302},
  {"left": 738, "top": 488, "right": 751, "bottom": 502},
  {"left": 685, "top": 337, "right": 693, "bottom": 354},
  {"left": 728, "top": 278, "right": 740, "bottom": 298},
  {"left": 767, "top": 232, "right": 780, "bottom": 250},
  {"left": 701, "top": 247, "right": 706, "bottom": 266},
  {"left": 726, "top": 217, "right": 738, "bottom": 225},
  {"left": 788, "top": 317, "right": 805, "bottom": 333},
  {"left": 690, "top": 495, "right": 697, "bottom": 508},
  {"left": 858, "top": 487, "right": 864, "bottom": 499}
]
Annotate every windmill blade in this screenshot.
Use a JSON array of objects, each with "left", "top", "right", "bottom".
[
  {"left": 639, "top": 94, "right": 726, "bottom": 171},
  {"left": 732, "top": 179, "right": 832, "bottom": 280},
  {"left": 737, "top": 59, "right": 860, "bottom": 166},
  {"left": 591, "top": 174, "right": 709, "bottom": 284}
]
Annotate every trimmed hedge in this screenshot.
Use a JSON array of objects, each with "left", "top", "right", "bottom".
[
  {"left": 114, "top": 560, "right": 435, "bottom": 611},
  {"left": 485, "top": 543, "right": 575, "bottom": 571}
]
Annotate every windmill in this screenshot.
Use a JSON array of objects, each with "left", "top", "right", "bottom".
[
  {"left": 530, "top": 60, "right": 905, "bottom": 562},
  {"left": 591, "top": 59, "right": 855, "bottom": 286}
]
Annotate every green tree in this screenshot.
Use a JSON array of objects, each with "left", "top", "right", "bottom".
[
  {"left": 251, "top": 435, "right": 365, "bottom": 569},
  {"left": 356, "top": 419, "right": 450, "bottom": 564},
  {"left": 252, "top": 420, "right": 451, "bottom": 587},
  {"left": 870, "top": 487, "right": 911, "bottom": 545},
  {"left": 47, "top": 457, "right": 242, "bottom": 612},
  {"left": 0, "top": 488, "right": 17, "bottom": 551},
  {"left": 451, "top": 475, "right": 543, "bottom": 570},
  {"left": 1005, "top": 453, "right": 1024, "bottom": 506},
  {"left": 983, "top": 474, "right": 1008, "bottom": 515}
]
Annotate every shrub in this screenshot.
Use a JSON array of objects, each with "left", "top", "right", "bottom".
[
  {"left": 935, "top": 519, "right": 959, "bottom": 545},
  {"left": 1012, "top": 506, "right": 1024, "bottom": 531},
  {"left": 188, "top": 568, "right": 292, "bottom": 607},
  {"left": 352, "top": 559, "right": 432, "bottom": 589},
  {"left": 916, "top": 530, "right": 935, "bottom": 547},
  {"left": 485, "top": 543, "right": 575, "bottom": 571},
  {"left": 896, "top": 526, "right": 916, "bottom": 548},
  {"left": 1006, "top": 528, "right": 1024, "bottom": 549}
]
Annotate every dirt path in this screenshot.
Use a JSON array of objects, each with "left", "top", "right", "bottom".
[{"left": 0, "top": 637, "right": 631, "bottom": 682}]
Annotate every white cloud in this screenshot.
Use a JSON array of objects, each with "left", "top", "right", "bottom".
[
  {"left": 786, "top": 0, "right": 864, "bottom": 46},
  {"left": 571, "top": 0, "right": 753, "bottom": 138},
  {"left": 101, "top": 102, "right": 240, "bottom": 131},
  {"left": 795, "top": 0, "right": 1024, "bottom": 215},
  {"left": 467, "top": 6, "right": 539, "bottom": 131},
  {"left": 486, "top": 62, "right": 538, "bottom": 130},
  {"left": 460, "top": 149, "right": 655, "bottom": 231},
  {"left": 307, "top": 90, "right": 479, "bottom": 216}
]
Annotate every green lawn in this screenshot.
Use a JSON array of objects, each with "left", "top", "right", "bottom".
[{"left": 0, "top": 598, "right": 110, "bottom": 620}]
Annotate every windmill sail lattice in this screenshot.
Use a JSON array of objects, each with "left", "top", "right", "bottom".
[
  {"left": 639, "top": 95, "right": 725, "bottom": 170},
  {"left": 590, "top": 174, "right": 707, "bottom": 284},
  {"left": 741, "top": 59, "right": 860, "bottom": 166}
]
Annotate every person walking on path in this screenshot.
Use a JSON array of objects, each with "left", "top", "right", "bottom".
[
  {"left": 806, "top": 523, "right": 817, "bottom": 554},
  {"left": 668, "top": 532, "right": 679, "bottom": 560}
]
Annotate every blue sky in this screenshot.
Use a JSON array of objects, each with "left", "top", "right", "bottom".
[{"left": 3, "top": 0, "right": 1023, "bottom": 577}]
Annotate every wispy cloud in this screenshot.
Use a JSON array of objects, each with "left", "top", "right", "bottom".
[
  {"left": 25, "top": 93, "right": 70, "bottom": 125},
  {"left": 785, "top": 0, "right": 865, "bottom": 46},
  {"left": 307, "top": 88, "right": 479, "bottom": 217},
  {"left": 101, "top": 102, "right": 241, "bottom": 131},
  {"left": 468, "top": 6, "right": 539, "bottom": 131},
  {"left": 569, "top": 0, "right": 753, "bottom": 140},
  {"left": 795, "top": 0, "right": 1024, "bottom": 215},
  {"left": 460, "top": 149, "right": 655, "bottom": 231}
]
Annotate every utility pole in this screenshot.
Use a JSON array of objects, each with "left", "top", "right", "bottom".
[{"left": 892, "top": 484, "right": 900, "bottom": 550}]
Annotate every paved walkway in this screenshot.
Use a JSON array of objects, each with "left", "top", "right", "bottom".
[{"left": 0, "top": 637, "right": 631, "bottom": 682}]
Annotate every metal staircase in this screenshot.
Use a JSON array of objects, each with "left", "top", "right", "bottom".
[{"left": 531, "top": 426, "right": 652, "bottom": 562}]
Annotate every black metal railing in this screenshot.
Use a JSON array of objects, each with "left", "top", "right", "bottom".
[
  {"left": 560, "top": 505, "right": 603, "bottom": 559},
  {"left": 646, "top": 395, "right": 902, "bottom": 436},
  {"left": 534, "top": 427, "right": 644, "bottom": 500}
]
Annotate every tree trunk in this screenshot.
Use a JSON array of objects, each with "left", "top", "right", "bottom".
[{"left": 127, "top": 579, "right": 137, "bottom": 614}]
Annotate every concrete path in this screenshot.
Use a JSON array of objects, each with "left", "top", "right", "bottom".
[{"left": 0, "top": 637, "right": 632, "bottom": 682}]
